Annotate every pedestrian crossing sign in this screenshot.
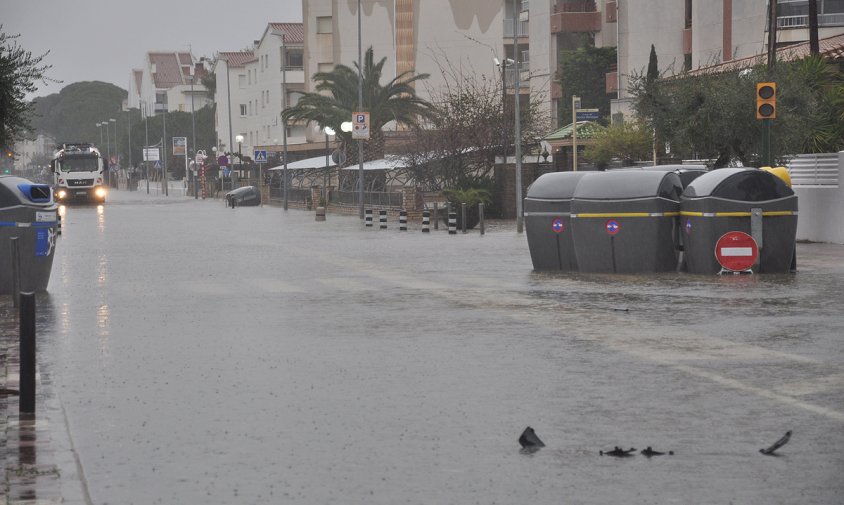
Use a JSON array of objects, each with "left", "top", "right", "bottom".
[{"left": 254, "top": 150, "right": 268, "bottom": 163}]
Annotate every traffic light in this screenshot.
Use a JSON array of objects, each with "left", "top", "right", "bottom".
[{"left": 756, "top": 82, "right": 776, "bottom": 120}]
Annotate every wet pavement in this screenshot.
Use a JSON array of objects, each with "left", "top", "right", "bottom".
[{"left": 2, "top": 189, "right": 844, "bottom": 504}]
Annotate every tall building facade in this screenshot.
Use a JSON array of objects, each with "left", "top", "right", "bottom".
[{"left": 128, "top": 52, "right": 211, "bottom": 116}]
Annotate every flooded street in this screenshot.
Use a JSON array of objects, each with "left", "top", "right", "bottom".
[{"left": 7, "top": 190, "right": 844, "bottom": 504}]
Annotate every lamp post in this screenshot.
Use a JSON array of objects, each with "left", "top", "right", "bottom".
[
  {"left": 512, "top": 0, "right": 523, "bottom": 234},
  {"left": 235, "top": 134, "right": 244, "bottom": 190},
  {"left": 96, "top": 123, "right": 104, "bottom": 148},
  {"left": 357, "top": 0, "right": 364, "bottom": 219},
  {"left": 281, "top": 32, "right": 289, "bottom": 211},
  {"left": 324, "top": 126, "right": 335, "bottom": 205},
  {"left": 110, "top": 118, "right": 118, "bottom": 189},
  {"left": 105, "top": 119, "right": 112, "bottom": 188},
  {"left": 494, "top": 57, "right": 514, "bottom": 166}
]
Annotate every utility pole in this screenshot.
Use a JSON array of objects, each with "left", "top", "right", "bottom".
[
  {"left": 282, "top": 33, "right": 289, "bottom": 211},
  {"left": 512, "top": 0, "right": 523, "bottom": 234},
  {"left": 357, "top": 0, "right": 365, "bottom": 220},
  {"left": 809, "top": 0, "right": 819, "bottom": 55}
]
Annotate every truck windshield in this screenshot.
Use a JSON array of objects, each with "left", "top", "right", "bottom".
[{"left": 59, "top": 157, "right": 99, "bottom": 172}]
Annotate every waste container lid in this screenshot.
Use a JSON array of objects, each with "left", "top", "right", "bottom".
[
  {"left": 573, "top": 170, "right": 683, "bottom": 201},
  {"left": 683, "top": 168, "right": 794, "bottom": 201},
  {"left": 526, "top": 172, "right": 590, "bottom": 200}
]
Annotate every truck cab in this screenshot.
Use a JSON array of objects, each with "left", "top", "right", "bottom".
[{"left": 51, "top": 143, "right": 108, "bottom": 203}]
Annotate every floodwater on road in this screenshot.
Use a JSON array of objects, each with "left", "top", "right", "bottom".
[{"left": 9, "top": 190, "right": 844, "bottom": 504}]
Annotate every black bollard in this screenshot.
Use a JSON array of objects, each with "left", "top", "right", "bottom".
[
  {"left": 19, "top": 292, "right": 36, "bottom": 414},
  {"left": 461, "top": 203, "right": 467, "bottom": 234},
  {"left": 421, "top": 210, "right": 430, "bottom": 233},
  {"left": 379, "top": 210, "right": 388, "bottom": 229},
  {"left": 365, "top": 209, "right": 373, "bottom": 227},
  {"left": 448, "top": 211, "right": 457, "bottom": 235},
  {"left": 433, "top": 203, "right": 439, "bottom": 230},
  {"left": 479, "top": 202, "right": 485, "bottom": 236}
]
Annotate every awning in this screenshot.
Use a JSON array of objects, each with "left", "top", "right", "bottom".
[
  {"left": 267, "top": 155, "right": 336, "bottom": 171},
  {"left": 340, "top": 156, "right": 404, "bottom": 171}
]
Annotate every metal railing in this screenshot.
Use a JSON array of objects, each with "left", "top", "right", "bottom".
[
  {"left": 777, "top": 13, "right": 844, "bottom": 28},
  {"left": 331, "top": 190, "right": 403, "bottom": 208},
  {"left": 268, "top": 185, "right": 311, "bottom": 202},
  {"left": 503, "top": 19, "right": 530, "bottom": 37},
  {"left": 787, "top": 153, "right": 840, "bottom": 187}
]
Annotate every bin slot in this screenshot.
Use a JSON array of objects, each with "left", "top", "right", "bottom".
[{"left": 16, "top": 183, "right": 52, "bottom": 203}]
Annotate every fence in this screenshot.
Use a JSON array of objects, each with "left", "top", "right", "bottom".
[
  {"left": 787, "top": 153, "right": 840, "bottom": 187},
  {"left": 330, "top": 190, "right": 403, "bottom": 208}
]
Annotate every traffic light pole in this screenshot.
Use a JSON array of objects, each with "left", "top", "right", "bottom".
[{"left": 762, "top": 119, "right": 771, "bottom": 167}]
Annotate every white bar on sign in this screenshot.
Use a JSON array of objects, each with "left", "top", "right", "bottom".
[{"left": 721, "top": 247, "right": 753, "bottom": 256}]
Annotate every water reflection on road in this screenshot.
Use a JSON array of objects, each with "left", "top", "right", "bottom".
[{"left": 21, "top": 191, "right": 844, "bottom": 504}]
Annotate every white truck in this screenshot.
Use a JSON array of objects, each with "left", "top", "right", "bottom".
[{"left": 51, "top": 143, "right": 108, "bottom": 203}]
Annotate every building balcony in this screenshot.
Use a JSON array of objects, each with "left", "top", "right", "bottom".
[
  {"left": 777, "top": 13, "right": 844, "bottom": 29},
  {"left": 504, "top": 65, "right": 530, "bottom": 89},
  {"left": 503, "top": 18, "right": 529, "bottom": 38},
  {"left": 551, "top": 10, "right": 602, "bottom": 33}
]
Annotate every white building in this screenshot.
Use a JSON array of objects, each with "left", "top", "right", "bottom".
[
  {"left": 12, "top": 134, "right": 55, "bottom": 176},
  {"left": 213, "top": 23, "right": 315, "bottom": 158},
  {"left": 128, "top": 51, "right": 212, "bottom": 116}
]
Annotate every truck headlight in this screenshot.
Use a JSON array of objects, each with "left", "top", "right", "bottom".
[
  {"left": 94, "top": 187, "right": 107, "bottom": 198},
  {"left": 57, "top": 189, "right": 67, "bottom": 199}
]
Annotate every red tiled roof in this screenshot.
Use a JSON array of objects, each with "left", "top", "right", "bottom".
[
  {"left": 149, "top": 52, "right": 194, "bottom": 89},
  {"left": 687, "top": 33, "right": 844, "bottom": 76},
  {"left": 218, "top": 51, "right": 256, "bottom": 68},
  {"left": 269, "top": 22, "right": 304, "bottom": 43}
]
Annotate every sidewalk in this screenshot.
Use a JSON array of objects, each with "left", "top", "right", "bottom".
[{"left": 1, "top": 303, "right": 88, "bottom": 505}]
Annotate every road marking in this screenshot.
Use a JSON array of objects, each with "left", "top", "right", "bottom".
[{"left": 775, "top": 374, "right": 844, "bottom": 396}]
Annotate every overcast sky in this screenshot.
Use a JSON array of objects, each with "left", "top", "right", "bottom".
[{"left": 4, "top": 0, "right": 303, "bottom": 99}]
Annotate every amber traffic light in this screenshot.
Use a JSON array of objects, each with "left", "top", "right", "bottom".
[{"left": 756, "top": 82, "right": 776, "bottom": 120}]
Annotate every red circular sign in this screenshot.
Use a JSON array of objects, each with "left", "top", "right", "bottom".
[{"left": 715, "top": 231, "right": 759, "bottom": 272}]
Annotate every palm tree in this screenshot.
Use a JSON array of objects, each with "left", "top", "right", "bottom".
[{"left": 282, "top": 47, "right": 433, "bottom": 165}]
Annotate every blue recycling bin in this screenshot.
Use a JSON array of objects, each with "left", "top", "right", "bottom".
[{"left": 1, "top": 176, "right": 59, "bottom": 294}]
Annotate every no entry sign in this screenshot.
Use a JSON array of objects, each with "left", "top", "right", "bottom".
[{"left": 715, "top": 231, "right": 759, "bottom": 272}]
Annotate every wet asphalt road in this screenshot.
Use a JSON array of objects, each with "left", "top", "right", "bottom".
[{"left": 15, "top": 190, "right": 844, "bottom": 504}]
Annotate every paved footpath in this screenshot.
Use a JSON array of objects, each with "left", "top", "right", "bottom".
[{"left": 1, "top": 303, "right": 89, "bottom": 505}]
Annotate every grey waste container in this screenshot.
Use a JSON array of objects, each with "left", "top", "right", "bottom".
[
  {"left": 226, "top": 185, "right": 261, "bottom": 207},
  {"left": 0, "top": 176, "right": 59, "bottom": 294},
  {"left": 524, "top": 172, "right": 590, "bottom": 271},
  {"left": 680, "top": 168, "right": 797, "bottom": 274},
  {"left": 612, "top": 164, "right": 707, "bottom": 188},
  {"left": 571, "top": 170, "right": 683, "bottom": 273}
]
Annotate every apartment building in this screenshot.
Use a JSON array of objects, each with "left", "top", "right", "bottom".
[
  {"left": 213, "top": 23, "right": 314, "bottom": 158},
  {"left": 302, "top": 0, "right": 566, "bottom": 133},
  {"left": 128, "top": 52, "right": 211, "bottom": 116},
  {"left": 613, "top": 0, "right": 844, "bottom": 118}
]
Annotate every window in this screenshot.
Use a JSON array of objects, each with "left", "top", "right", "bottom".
[
  {"left": 317, "top": 16, "right": 332, "bottom": 33},
  {"left": 285, "top": 49, "right": 304, "bottom": 69},
  {"left": 239, "top": 74, "right": 246, "bottom": 88},
  {"left": 240, "top": 104, "right": 247, "bottom": 116},
  {"left": 521, "top": 0, "right": 529, "bottom": 12}
]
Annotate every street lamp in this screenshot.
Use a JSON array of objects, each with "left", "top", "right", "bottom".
[
  {"left": 324, "top": 126, "right": 335, "bottom": 205},
  {"left": 96, "top": 122, "right": 104, "bottom": 148},
  {"left": 357, "top": 0, "right": 364, "bottom": 219},
  {"left": 494, "top": 57, "right": 514, "bottom": 165},
  {"left": 511, "top": 0, "right": 524, "bottom": 234},
  {"left": 109, "top": 118, "right": 117, "bottom": 188},
  {"left": 235, "top": 134, "right": 244, "bottom": 189}
]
